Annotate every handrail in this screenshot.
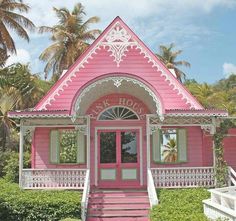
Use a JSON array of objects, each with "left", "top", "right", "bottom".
[
  {"left": 22, "top": 168, "right": 87, "bottom": 171},
  {"left": 81, "top": 169, "right": 90, "bottom": 221},
  {"left": 147, "top": 168, "right": 158, "bottom": 208},
  {"left": 228, "top": 166, "right": 236, "bottom": 186}
]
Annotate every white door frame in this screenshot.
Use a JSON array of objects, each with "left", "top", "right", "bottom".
[{"left": 94, "top": 126, "right": 143, "bottom": 186}]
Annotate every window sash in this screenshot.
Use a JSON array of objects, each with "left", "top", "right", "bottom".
[
  {"left": 49, "top": 129, "right": 86, "bottom": 164},
  {"left": 152, "top": 128, "right": 187, "bottom": 163}
]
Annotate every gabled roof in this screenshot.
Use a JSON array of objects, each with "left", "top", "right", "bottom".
[{"left": 35, "top": 16, "right": 203, "bottom": 111}]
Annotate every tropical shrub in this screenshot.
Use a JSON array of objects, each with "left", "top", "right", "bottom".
[
  {"left": 0, "top": 150, "right": 12, "bottom": 177},
  {"left": 151, "top": 188, "right": 210, "bottom": 221},
  {"left": 0, "top": 179, "right": 81, "bottom": 221},
  {"left": 3, "top": 151, "right": 31, "bottom": 183}
]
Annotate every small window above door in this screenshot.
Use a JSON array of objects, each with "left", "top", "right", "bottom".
[{"left": 98, "top": 106, "right": 139, "bottom": 120}]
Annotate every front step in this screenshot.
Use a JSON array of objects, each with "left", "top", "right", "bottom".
[{"left": 86, "top": 189, "right": 150, "bottom": 221}]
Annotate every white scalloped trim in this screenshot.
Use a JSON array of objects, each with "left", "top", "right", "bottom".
[{"left": 38, "top": 21, "right": 201, "bottom": 110}]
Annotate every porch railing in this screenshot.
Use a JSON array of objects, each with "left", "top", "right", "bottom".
[
  {"left": 81, "top": 169, "right": 90, "bottom": 221},
  {"left": 21, "top": 169, "right": 87, "bottom": 189},
  {"left": 147, "top": 168, "right": 158, "bottom": 207},
  {"left": 151, "top": 167, "right": 215, "bottom": 188},
  {"left": 228, "top": 166, "right": 236, "bottom": 186}
]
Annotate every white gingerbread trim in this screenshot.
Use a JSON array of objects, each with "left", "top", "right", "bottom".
[
  {"left": 73, "top": 76, "right": 163, "bottom": 117},
  {"left": 37, "top": 20, "right": 202, "bottom": 110}
]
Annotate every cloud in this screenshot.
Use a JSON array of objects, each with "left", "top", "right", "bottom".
[
  {"left": 6, "top": 49, "right": 31, "bottom": 66},
  {"left": 223, "top": 62, "right": 236, "bottom": 76}
]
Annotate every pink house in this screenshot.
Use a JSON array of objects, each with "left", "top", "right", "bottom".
[{"left": 9, "top": 17, "right": 236, "bottom": 220}]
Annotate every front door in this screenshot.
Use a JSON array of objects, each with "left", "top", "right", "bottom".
[{"left": 98, "top": 129, "right": 140, "bottom": 188}]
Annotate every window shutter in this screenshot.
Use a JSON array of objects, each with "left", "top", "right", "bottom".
[
  {"left": 152, "top": 129, "right": 161, "bottom": 162},
  {"left": 50, "top": 130, "right": 59, "bottom": 163},
  {"left": 77, "top": 132, "right": 86, "bottom": 164},
  {"left": 178, "top": 129, "right": 187, "bottom": 162}
]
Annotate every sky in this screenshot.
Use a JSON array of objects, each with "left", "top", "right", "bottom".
[{"left": 6, "top": 0, "right": 236, "bottom": 83}]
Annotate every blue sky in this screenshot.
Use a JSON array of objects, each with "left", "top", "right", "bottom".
[{"left": 7, "top": 0, "right": 236, "bottom": 83}]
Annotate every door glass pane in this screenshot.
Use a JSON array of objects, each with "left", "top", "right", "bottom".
[
  {"left": 121, "top": 132, "right": 137, "bottom": 163},
  {"left": 100, "top": 132, "right": 116, "bottom": 163}
]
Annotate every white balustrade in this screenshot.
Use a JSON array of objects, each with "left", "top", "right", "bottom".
[
  {"left": 151, "top": 167, "right": 215, "bottom": 188},
  {"left": 147, "top": 168, "right": 158, "bottom": 207},
  {"left": 203, "top": 186, "right": 236, "bottom": 221},
  {"left": 81, "top": 169, "right": 90, "bottom": 221},
  {"left": 21, "top": 169, "right": 87, "bottom": 189},
  {"left": 229, "top": 167, "right": 236, "bottom": 186}
]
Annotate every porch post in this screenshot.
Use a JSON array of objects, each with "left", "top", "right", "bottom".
[
  {"left": 86, "top": 116, "right": 90, "bottom": 169},
  {"left": 212, "top": 117, "right": 217, "bottom": 168},
  {"left": 19, "top": 120, "right": 24, "bottom": 188},
  {"left": 146, "top": 115, "right": 150, "bottom": 168}
]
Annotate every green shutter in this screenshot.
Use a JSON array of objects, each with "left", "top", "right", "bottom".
[
  {"left": 152, "top": 129, "right": 161, "bottom": 162},
  {"left": 178, "top": 129, "right": 187, "bottom": 162},
  {"left": 77, "top": 132, "right": 86, "bottom": 164},
  {"left": 50, "top": 130, "right": 59, "bottom": 163}
]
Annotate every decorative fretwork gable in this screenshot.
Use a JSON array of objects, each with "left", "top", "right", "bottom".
[{"left": 35, "top": 17, "right": 203, "bottom": 111}]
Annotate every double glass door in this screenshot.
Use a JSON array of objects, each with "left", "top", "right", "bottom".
[{"left": 98, "top": 130, "right": 139, "bottom": 188}]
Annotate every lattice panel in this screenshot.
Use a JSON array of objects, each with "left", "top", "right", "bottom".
[
  {"left": 151, "top": 167, "right": 215, "bottom": 188},
  {"left": 21, "top": 169, "right": 87, "bottom": 189},
  {"left": 150, "top": 116, "right": 213, "bottom": 125}
]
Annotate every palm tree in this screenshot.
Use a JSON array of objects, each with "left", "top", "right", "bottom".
[
  {"left": 39, "top": 3, "right": 100, "bottom": 79},
  {"left": 162, "top": 138, "right": 178, "bottom": 162},
  {"left": 0, "top": 0, "right": 35, "bottom": 63},
  {"left": 0, "top": 63, "right": 51, "bottom": 108},
  {"left": 156, "top": 43, "right": 190, "bottom": 82},
  {"left": 186, "top": 83, "right": 213, "bottom": 108},
  {"left": 0, "top": 89, "right": 20, "bottom": 150}
]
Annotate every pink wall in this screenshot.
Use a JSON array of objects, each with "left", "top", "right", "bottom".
[
  {"left": 151, "top": 126, "right": 210, "bottom": 168},
  {"left": 39, "top": 47, "right": 192, "bottom": 112},
  {"left": 224, "top": 128, "right": 236, "bottom": 171},
  {"left": 202, "top": 134, "right": 213, "bottom": 166}
]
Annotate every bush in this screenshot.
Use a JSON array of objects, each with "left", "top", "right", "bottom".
[
  {"left": 0, "top": 150, "right": 12, "bottom": 177},
  {"left": 3, "top": 151, "right": 31, "bottom": 183},
  {"left": 151, "top": 188, "right": 210, "bottom": 221},
  {"left": 0, "top": 179, "right": 82, "bottom": 221}
]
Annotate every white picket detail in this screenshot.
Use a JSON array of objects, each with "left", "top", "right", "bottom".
[
  {"left": 147, "top": 168, "right": 158, "bottom": 207},
  {"left": 151, "top": 167, "right": 215, "bottom": 188},
  {"left": 228, "top": 166, "right": 236, "bottom": 186},
  {"left": 21, "top": 169, "right": 87, "bottom": 189},
  {"left": 81, "top": 169, "right": 90, "bottom": 221}
]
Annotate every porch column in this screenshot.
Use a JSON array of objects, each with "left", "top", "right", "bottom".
[
  {"left": 86, "top": 115, "right": 90, "bottom": 169},
  {"left": 146, "top": 115, "right": 151, "bottom": 168},
  {"left": 19, "top": 120, "right": 24, "bottom": 188}
]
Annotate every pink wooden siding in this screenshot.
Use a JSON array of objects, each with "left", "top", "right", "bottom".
[
  {"left": 202, "top": 134, "right": 213, "bottom": 166},
  {"left": 33, "top": 128, "right": 86, "bottom": 169},
  {"left": 224, "top": 128, "right": 236, "bottom": 171},
  {"left": 151, "top": 126, "right": 206, "bottom": 168},
  {"left": 38, "top": 47, "right": 192, "bottom": 112}
]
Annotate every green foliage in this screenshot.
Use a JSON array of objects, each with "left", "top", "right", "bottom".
[
  {"left": 60, "top": 130, "right": 77, "bottom": 163},
  {"left": 151, "top": 188, "right": 210, "bottom": 221},
  {"left": 213, "top": 119, "right": 236, "bottom": 187},
  {"left": 0, "top": 150, "right": 12, "bottom": 177},
  {"left": 3, "top": 151, "right": 31, "bottom": 183},
  {"left": 0, "top": 178, "right": 81, "bottom": 221},
  {"left": 185, "top": 74, "right": 236, "bottom": 115}
]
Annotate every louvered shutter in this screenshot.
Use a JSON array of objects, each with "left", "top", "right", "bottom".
[
  {"left": 50, "top": 130, "right": 59, "bottom": 163},
  {"left": 178, "top": 129, "right": 187, "bottom": 162},
  {"left": 77, "top": 132, "right": 86, "bottom": 164},
  {"left": 152, "top": 129, "right": 161, "bottom": 162}
]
